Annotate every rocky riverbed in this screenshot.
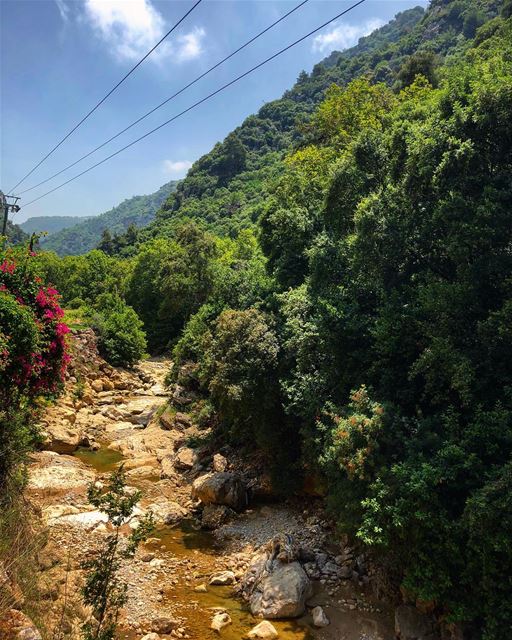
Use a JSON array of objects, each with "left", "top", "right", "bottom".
[{"left": 2, "top": 330, "right": 435, "bottom": 640}]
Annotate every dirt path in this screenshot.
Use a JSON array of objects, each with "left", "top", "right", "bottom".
[{"left": 23, "top": 336, "right": 395, "bottom": 640}]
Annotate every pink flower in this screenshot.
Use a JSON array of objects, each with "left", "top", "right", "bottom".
[{"left": 0, "top": 260, "right": 16, "bottom": 274}]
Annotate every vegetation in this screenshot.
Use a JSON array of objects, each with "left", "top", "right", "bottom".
[
  {"left": 40, "top": 181, "right": 177, "bottom": 256},
  {"left": 20, "top": 215, "right": 92, "bottom": 237},
  {"left": 81, "top": 467, "right": 154, "bottom": 640},
  {"left": 4, "top": 0, "right": 512, "bottom": 637}
]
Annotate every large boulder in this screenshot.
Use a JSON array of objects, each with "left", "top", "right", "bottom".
[
  {"left": 192, "top": 472, "right": 248, "bottom": 512},
  {"left": 395, "top": 605, "right": 438, "bottom": 640},
  {"left": 28, "top": 453, "right": 95, "bottom": 498},
  {"left": 201, "top": 504, "right": 235, "bottom": 530},
  {"left": 249, "top": 561, "right": 312, "bottom": 619},
  {"left": 174, "top": 447, "right": 198, "bottom": 470},
  {"left": 41, "top": 421, "right": 81, "bottom": 454}
]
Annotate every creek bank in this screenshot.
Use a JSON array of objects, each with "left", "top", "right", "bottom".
[{"left": 10, "top": 329, "right": 412, "bottom": 640}]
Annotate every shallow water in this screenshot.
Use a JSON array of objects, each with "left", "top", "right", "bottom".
[
  {"left": 73, "top": 446, "right": 124, "bottom": 473},
  {"left": 148, "top": 521, "right": 314, "bottom": 640}
]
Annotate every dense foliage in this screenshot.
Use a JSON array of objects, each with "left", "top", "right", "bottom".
[
  {"left": 29, "top": 0, "right": 512, "bottom": 636},
  {"left": 20, "top": 215, "right": 92, "bottom": 237},
  {"left": 40, "top": 181, "right": 177, "bottom": 256},
  {"left": 0, "top": 243, "right": 69, "bottom": 492}
]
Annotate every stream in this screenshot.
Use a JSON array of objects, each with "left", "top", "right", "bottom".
[{"left": 74, "top": 446, "right": 314, "bottom": 640}]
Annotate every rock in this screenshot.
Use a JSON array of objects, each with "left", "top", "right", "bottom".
[
  {"left": 194, "top": 584, "right": 208, "bottom": 593},
  {"left": 28, "top": 453, "right": 95, "bottom": 497},
  {"left": 91, "top": 379, "right": 104, "bottom": 393},
  {"left": 160, "top": 455, "right": 177, "bottom": 480},
  {"left": 247, "top": 620, "right": 279, "bottom": 639},
  {"left": 147, "top": 500, "right": 188, "bottom": 525},
  {"left": 159, "top": 409, "right": 175, "bottom": 430},
  {"left": 209, "top": 571, "right": 235, "bottom": 586},
  {"left": 395, "top": 605, "right": 438, "bottom": 639},
  {"left": 174, "top": 412, "right": 192, "bottom": 428},
  {"left": 312, "top": 606, "right": 329, "bottom": 627},
  {"left": 192, "top": 472, "right": 249, "bottom": 512},
  {"left": 42, "top": 421, "right": 81, "bottom": 454},
  {"left": 102, "top": 378, "right": 114, "bottom": 391},
  {"left": 141, "top": 634, "right": 160, "bottom": 640},
  {"left": 201, "top": 504, "right": 235, "bottom": 530},
  {"left": 151, "top": 617, "right": 179, "bottom": 634},
  {"left": 210, "top": 612, "right": 231, "bottom": 633},
  {"left": 174, "top": 447, "right": 198, "bottom": 470},
  {"left": 17, "top": 629, "right": 42, "bottom": 640},
  {"left": 249, "top": 561, "right": 312, "bottom": 619},
  {"left": 213, "top": 453, "right": 227, "bottom": 472}
]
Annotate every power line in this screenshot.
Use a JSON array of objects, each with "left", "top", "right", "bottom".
[
  {"left": 18, "top": 0, "right": 311, "bottom": 196},
  {"left": 24, "top": 0, "right": 367, "bottom": 208},
  {"left": 9, "top": 0, "right": 203, "bottom": 194}
]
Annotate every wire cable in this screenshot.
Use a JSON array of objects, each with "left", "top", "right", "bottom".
[
  {"left": 9, "top": 0, "right": 203, "bottom": 194},
  {"left": 24, "top": 0, "right": 366, "bottom": 208},
  {"left": 18, "top": 0, "right": 310, "bottom": 196}
]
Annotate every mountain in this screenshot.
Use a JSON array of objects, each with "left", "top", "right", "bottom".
[
  {"left": 41, "top": 180, "right": 178, "bottom": 256},
  {"left": 5, "top": 220, "right": 28, "bottom": 245},
  {"left": 21, "top": 215, "right": 92, "bottom": 237},
  {"left": 140, "top": 0, "right": 501, "bottom": 240}
]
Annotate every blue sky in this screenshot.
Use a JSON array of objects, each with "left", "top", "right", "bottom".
[{"left": 1, "top": 0, "right": 426, "bottom": 222}]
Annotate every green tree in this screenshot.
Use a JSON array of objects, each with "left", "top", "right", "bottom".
[{"left": 81, "top": 467, "right": 154, "bottom": 640}]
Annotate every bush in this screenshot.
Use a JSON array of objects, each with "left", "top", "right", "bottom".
[
  {"left": 92, "top": 301, "right": 147, "bottom": 367},
  {"left": 0, "top": 245, "right": 70, "bottom": 492}
]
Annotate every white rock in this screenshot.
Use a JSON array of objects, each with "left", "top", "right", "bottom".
[
  {"left": 209, "top": 570, "right": 235, "bottom": 586},
  {"left": 247, "top": 620, "right": 279, "bottom": 639},
  {"left": 312, "top": 605, "right": 329, "bottom": 627},
  {"left": 210, "top": 612, "right": 231, "bottom": 632}
]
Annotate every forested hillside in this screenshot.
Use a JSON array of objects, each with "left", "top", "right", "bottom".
[
  {"left": 6, "top": 0, "right": 512, "bottom": 637},
  {"left": 21, "top": 215, "right": 92, "bottom": 237},
  {"left": 41, "top": 180, "right": 177, "bottom": 255}
]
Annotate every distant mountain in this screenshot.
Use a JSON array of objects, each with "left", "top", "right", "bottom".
[
  {"left": 5, "top": 220, "right": 29, "bottom": 245},
  {"left": 21, "top": 215, "right": 92, "bottom": 237},
  {"left": 41, "top": 181, "right": 178, "bottom": 256}
]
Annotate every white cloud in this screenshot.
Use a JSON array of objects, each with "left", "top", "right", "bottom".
[
  {"left": 175, "top": 27, "right": 206, "bottom": 62},
  {"left": 83, "top": 0, "right": 205, "bottom": 64},
  {"left": 162, "top": 160, "right": 193, "bottom": 177},
  {"left": 312, "top": 18, "right": 385, "bottom": 54},
  {"left": 54, "top": 0, "right": 70, "bottom": 22}
]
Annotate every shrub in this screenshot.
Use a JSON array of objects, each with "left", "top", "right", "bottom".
[
  {"left": 92, "top": 302, "right": 147, "bottom": 367},
  {"left": 0, "top": 246, "right": 70, "bottom": 492}
]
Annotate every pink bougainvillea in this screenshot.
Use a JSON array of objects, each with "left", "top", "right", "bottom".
[{"left": 0, "top": 247, "right": 70, "bottom": 397}]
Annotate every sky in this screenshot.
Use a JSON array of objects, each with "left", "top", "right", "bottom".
[{"left": 1, "top": 0, "right": 427, "bottom": 222}]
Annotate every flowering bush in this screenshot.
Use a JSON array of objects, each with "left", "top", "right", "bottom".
[
  {"left": 0, "top": 249, "right": 70, "bottom": 397},
  {"left": 0, "top": 246, "right": 70, "bottom": 490}
]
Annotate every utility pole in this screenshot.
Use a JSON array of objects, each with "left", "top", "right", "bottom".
[{"left": 0, "top": 191, "right": 21, "bottom": 236}]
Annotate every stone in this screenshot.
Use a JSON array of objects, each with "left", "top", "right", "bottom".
[
  {"left": 174, "top": 412, "right": 192, "bottom": 428},
  {"left": 147, "top": 500, "right": 188, "bottom": 525},
  {"left": 17, "top": 629, "right": 42, "bottom": 640},
  {"left": 209, "top": 570, "right": 235, "bottom": 586},
  {"left": 248, "top": 561, "right": 312, "bottom": 619},
  {"left": 312, "top": 606, "right": 329, "bottom": 627},
  {"left": 151, "top": 617, "right": 179, "bottom": 634},
  {"left": 28, "top": 453, "right": 95, "bottom": 497},
  {"left": 201, "top": 504, "right": 234, "bottom": 530},
  {"left": 247, "top": 620, "right": 279, "bottom": 639},
  {"left": 210, "top": 612, "right": 231, "bottom": 633},
  {"left": 174, "top": 447, "right": 198, "bottom": 470},
  {"left": 141, "top": 634, "right": 160, "bottom": 640},
  {"left": 395, "top": 605, "right": 438, "bottom": 640},
  {"left": 194, "top": 584, "right": 208, "bottom": 593},
  {"left": 213, "top": 453, "right": 227, "bottom": 472},
  {"left": 159, "top": 409, "right": 175, "bottom": 430},
  {"left": 91, "top": 379, "right": 104, "bottom": 393},
  {"left": 42, "top": 421, "right": 81, "bottom": 454},
  {"left": 192, "top": 472, "right": 249, "bottom": 512}
]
